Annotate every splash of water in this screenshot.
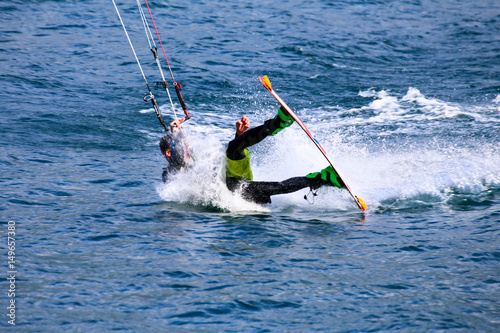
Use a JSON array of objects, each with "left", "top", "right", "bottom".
[
  {"left": 156, "top": 127, "right": 270, "bottom": 213},
  {"left": 155, "top": 90, "right": 499, "bottom": 213}
]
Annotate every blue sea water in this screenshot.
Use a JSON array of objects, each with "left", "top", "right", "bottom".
[{"left": 1, "top": 0, "right": 499, "bottom": 331}]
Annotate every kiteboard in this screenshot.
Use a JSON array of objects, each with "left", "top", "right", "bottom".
[{"left": 258, "top": 75, "right": 367, "bottom": 213}]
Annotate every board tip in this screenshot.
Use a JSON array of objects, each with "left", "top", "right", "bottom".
[
  {"left": 262, "top": 75, "right": 272, "bottom": 90},
  {"left": 356, "top": 196, "right": 368, "bottom": 211}
]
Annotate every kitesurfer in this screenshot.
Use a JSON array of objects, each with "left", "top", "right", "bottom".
[
  {"left": 159, "top": 119, "right": 194, "bottom": 182},
  {"left": 225, "top": 107, "right": 344, "bottom": 204},
  {"left": 159, "top": 108, "right": 344, "bottom": 204}
]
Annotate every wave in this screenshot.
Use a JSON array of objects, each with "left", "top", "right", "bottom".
[{"left": 310, "top": 88, "right": 500, "bottom": 140}]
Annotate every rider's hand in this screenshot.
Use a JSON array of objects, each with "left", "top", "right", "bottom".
[
  {"left": 235, "top": 116, "right": 250, "bottom": 136},
  {"left": 170, "top": 118, "right": 184, "bottom": 131}
]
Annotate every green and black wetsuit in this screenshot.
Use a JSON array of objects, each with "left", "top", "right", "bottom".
[{"left": 225, "top": 116, "right": 325, "bottom": 204}]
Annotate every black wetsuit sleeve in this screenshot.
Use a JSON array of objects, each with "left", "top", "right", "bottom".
[{"left": 226, "top": 118, "right": 281, "bottom": 160}]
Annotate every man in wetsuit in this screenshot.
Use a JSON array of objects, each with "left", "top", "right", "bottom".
[
  {"left": 159, "top": 119, "right": 194, "bottom": 182},
  {"left": 226, "top": 107, "right": 344, "bottom": 204}
]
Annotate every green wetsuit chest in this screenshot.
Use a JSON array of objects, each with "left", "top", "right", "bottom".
[{"left": 226, "top": 148, "right": 253, "bottom": 181}]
